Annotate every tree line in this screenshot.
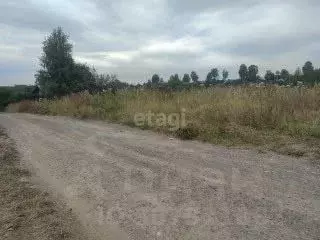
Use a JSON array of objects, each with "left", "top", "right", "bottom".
[
  {"left": 145, "top": 61, "right": 320, "bottom": 90},
  {"left": 0, "top": 85, "right": 40, "bottom": 110},
  {"left": 1, "top": 27, "right": 320, "bottom": 110},
  {"left": 26, "top": 27, "right": 320, "bottom": 93},
  {"left": 34, "top": 27, "right": 320, "bottom": 95}
]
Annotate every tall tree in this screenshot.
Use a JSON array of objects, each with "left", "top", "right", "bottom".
[
  {"left": 182, "top": 73, "right": 191, "bottom": 83},
  {"left": 248, "top": 65, "right": 258, "bottom": 83},
  {"left": 206, "top": 68, "right": 219, "bottom": 85},
  {"left": 302, "top": 61, "right": 315, "bottom": 85},
  {"left": 239, "top": 64, "right": 248, "bottom": 83},
  {"left": 168, "top": 74, "right": 181, "bottom": 90},
  {"left": 211, "top": 68, "right": 219, "bottom": 81},
  {"left": 280, "top": 69, "right": 290, "bottom": 84},
  {"left": 36, "top": 27, "right": 75, "bottom": 97},
  {"left": 190, "top": 71, "right": 199, "bottom": 83},
  {"left": 302, "top": 61, "right": 314, "bottom": 76},
  {"left": 264, "top": 70, "right": 275, "bottom": 84},
  {"left": 222, "top": 69, "right": 229, "bottom": 81},
  {"left": 151, "top": 74, "right": 160, "bottom": 84}
]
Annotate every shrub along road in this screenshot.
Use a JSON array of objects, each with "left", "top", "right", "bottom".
[{"left": 0, "top": 113, "right": 319, "bottom": 240}]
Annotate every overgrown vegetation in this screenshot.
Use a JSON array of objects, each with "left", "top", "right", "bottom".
[
  {"left": 7, "top": 85, "right": 320, "bottom": 157},
  {"left": 0, "top": 85, "right": 39, "bottom": 111}
]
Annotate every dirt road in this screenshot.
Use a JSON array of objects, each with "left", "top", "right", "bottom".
[
  {"left": 0, "top": 127, "right": 88, "bottom": 240},
  {"left": 0, "top": 113, "right": 319, "bottom": 239}
]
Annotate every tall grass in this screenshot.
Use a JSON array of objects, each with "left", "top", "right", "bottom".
[{"left": 7, "top": 85, "right": 320, "bottom": 146}]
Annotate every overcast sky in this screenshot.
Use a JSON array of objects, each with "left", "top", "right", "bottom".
[{"left": 1, "top": 0, "right": 320, "bottom": 85}]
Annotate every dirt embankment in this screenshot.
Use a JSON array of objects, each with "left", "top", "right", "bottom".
[{"left": 0, "top": 127, "right": 87, "bottom": 240}]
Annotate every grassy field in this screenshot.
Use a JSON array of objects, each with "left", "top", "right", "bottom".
[{"left": 7, "top": 85, "right": 320, "bottom": 157}]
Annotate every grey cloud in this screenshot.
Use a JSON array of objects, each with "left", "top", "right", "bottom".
[
  {"left": 1, "top": 0, "right": 320, "bottom": 85},
  {"left": 168, "top": 0, "right": 262, "bottom": 13},
  {"left": 216, "top": 32, "right": 320, "bottom": 59},
  {"left": 0, "top": 1, "right": 87, "bottom": 39}
]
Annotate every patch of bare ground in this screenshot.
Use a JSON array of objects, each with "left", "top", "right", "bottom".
[{"left": 0, "top": 127, "right": 87, "bottom": 240}]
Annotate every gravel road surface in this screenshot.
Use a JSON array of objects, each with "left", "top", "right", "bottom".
[{"left": 0, "top": 113, "right": 319, "bottom": 239}]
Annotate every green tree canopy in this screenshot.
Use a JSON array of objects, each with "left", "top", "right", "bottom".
[
  {"left": 190, "top": 71, "right": 199, "bottom": 83},
  {"left": 206, "top": 68, "right": 219, "bottom": 85},
  {"left": 36, "top": 27, "right": 96, "bottom": 97},
  {"left": 36, "top": 27, "right": 74, "bottom": 97},
  {"left": 248, "top": 65, "right": 258, "bottom": 83},
  {"left": 302, "top": 61, "right": 315, "bottom": 85},
  {"left": 0, "top": 88, "right": 11, "bottom": 111},
  {"left": 182, "top": 73, "right": 191, "bottom": 83},
  {"left": 264, "top": 70, "right": 275, "bottom": 84},
  {"left": 151, "top": 74, "right": 160, "bottom": 84},
  {"left": 239, "top": 64, "right": 248, "bottom": 83},
  {"left": 280, "top": 69, "right": 290, "bottom": 83},
  {"left": 168, "top": 74, "right": 181, "bottom": 90},
  {"left": 222, "top": 69, "right": 229, "bottom": 81},
  {"left": 302, "top": 61, "right": 314, "bottom": 75}
]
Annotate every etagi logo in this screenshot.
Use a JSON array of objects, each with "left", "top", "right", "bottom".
[{"left": 133, "top": 108, "right": 186, "bottom": 131}]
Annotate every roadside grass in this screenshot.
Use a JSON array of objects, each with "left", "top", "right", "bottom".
[
  {"left": 7, "top": 85, "right": 320, "bottom": 157},
  {"left": 0, "top": 128, "right": 87, "bottom": 240}
]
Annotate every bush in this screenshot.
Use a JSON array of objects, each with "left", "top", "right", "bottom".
[{"left": 175, "top": 126, "right": 200, "bottom": 140}]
